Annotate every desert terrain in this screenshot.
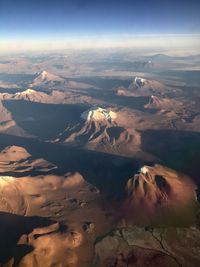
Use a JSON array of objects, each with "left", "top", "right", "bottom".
[{"left": 0, "top": 50, "right": 200, "bottom": 266}]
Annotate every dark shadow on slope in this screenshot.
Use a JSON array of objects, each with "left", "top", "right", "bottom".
[
  {"left": 3, "top": 100, "right": 89, "bottom": 140},
  {"left": 140, "top": 129, "right": 200, "bottom": 185},
  {"left": 69, "top": 76, "right": 131, "bottom": 90},
  {"left": 159, "top": 70, "right": 200, "bottom": 84},
  {"left": 69, "top": 76, "right": 156, "bottom": 111},
  {"left": 0, "top": 212, "right": 53, "bottom": 264},
  {"left": 0, "top": 133, "right": 139, "bottom": 198},
  {"left": 0, "top": 166, "right": 58, "bottom": 178},
  {"left": 0, "top": 73, "right": 35, "bottom": 84},
  {"left": 0, "top": 88, "right": 22, "bottom": 94},
  {"left": 79, "top": 87, "right": 150, "bottom": 111},
  {"left": 108, "top": 94, "right": 150, "bottom": 111}
]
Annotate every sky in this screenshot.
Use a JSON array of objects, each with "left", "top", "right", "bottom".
[{"left": 0, "top": 0, "right": 200, "bottom": 51}]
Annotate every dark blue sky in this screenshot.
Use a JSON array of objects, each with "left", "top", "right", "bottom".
[{"left": 0, "top": 0, "right": 200, "bottom": 39}]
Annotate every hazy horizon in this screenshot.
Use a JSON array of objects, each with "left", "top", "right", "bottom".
[
  {"left": 0, "top": 34, "right": 200, "bottom": 54},
  {"left": 0, "top": 0, "right": 200, "bottom": 53}
]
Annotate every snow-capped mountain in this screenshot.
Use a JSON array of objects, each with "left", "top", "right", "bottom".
[
  {"left": 56, "top": 106, "right": 141, "bottom": 156},
  {"left": 81, "top": 107, "right": 117, "bottom": 123},
  {"left": 29, "top": 70, "right": 65, "bottom": 87},
  {"left": 144, "top": 95, "right": 182, "bottom": 110},
  {"left": 124, "top": 164, "right": 197, "bottom": 223}
]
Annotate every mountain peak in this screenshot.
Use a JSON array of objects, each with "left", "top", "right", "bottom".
[
  {"left": 134, "top": 77, "right": 146, "bottom": 88},
  {"left": 144, "top": 95, "right": 181, "bottom": 110},
  {"left": 30, "top": 70, "right": 64, "bottom": 87},
  {"left": 126, "top": 164, "right": 197, "bottom": 210},
  {"left": 40, "top": 70, "right": 48, "bottom": 79},
  {"left": 81, "top": 107, "right": 117, "bottom": 123},
  {"left": 37, "top": 70, "right": 57, "bottom": 81}
]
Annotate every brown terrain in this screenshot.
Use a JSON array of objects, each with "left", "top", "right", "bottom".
[
  {"left": 0, "top": 51, "right": 199, "bottom": 266},
  {"left": 125, "top": 164, "right": 197, "bottom": 225},
  {"left": 56, "top": 107, "right": 141, "bottom": 156}
]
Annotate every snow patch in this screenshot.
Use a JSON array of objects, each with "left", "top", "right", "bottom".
[
  {"left": 134, "top": 77, "right": 146, "bottom": 88},
  {"left": 140, "top": 166, "right": 149, "bottom": 175},
  {"left": 16, "top": 89, "right": 36, "bottom": 95},
  {"left": 81, "top": 107, "right": 117, "bottom": 123}
]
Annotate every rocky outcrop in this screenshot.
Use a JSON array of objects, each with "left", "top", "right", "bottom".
[{"left": 0, "top": 145, "right": 57, "bottom": 175}]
